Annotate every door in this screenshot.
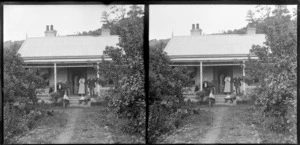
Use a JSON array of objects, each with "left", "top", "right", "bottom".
[
  {"left": 214, "top": 66, "right": 233, "bottom": 94},
  {"left": 70, "top": 68, "right": 87, "bottom": 96}
]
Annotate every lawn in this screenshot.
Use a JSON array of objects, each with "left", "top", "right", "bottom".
[
  {"left": 14, "top": 106, "right": 68, "bottom": 144},
  {"left": 14, "top": 106, "right": 145, "bottom": 144},
  {"left": 217, "top": 105, "right": 260, "bottom": 143},
  {"left": 217, "top": 105, "right": 297, "bottom": 144},
  {"left": 71, "top": 107, "right": 145, "bottom": 144},
  {"left": 158, "top": 102, "right": 214, "bottom": 144}
]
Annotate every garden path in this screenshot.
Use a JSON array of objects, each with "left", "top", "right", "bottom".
[
  {"left": 201, "top": 107, "right": 228, "bottom": 143},
  {"left": 53, "top": 108, "right": 82, "bottom": 144}
]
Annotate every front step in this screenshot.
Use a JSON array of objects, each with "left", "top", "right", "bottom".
[
  {"left": 67, "top": 96, "right": 91, "bottom": 107},
  {"left": 210, "top": 95, "right": 237, "bottom": 106}
]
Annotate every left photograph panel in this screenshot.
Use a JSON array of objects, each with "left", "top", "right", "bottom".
[{"left": 3, "top": 4, "right": 145, "bottom": 144}]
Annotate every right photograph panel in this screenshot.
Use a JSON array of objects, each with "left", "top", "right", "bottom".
[{"left": 148, "top": 4, "right": 297, "bottom": 144}]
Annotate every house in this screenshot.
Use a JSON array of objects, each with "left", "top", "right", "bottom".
[
  {"left": 18, "top": 25, "right": 118, "bottom": 97},
  {"left": 164, "top": 23, "right": 265, "bottom": 96}
]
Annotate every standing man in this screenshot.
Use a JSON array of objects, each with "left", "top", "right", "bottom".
[
  {"left": 236, "top": 76, "right": 242, "bottom": 96},
  {"left": 233, "top": 76, "right": 242, "bottom": 96},
  {"left": 87, "top": 77, "right": 95, "bottom": 97}
]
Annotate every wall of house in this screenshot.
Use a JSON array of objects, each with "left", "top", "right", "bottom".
[
  {"left": 39, "top": 68, "right": 50, "bottom": 75},
  {"left": 87, "top": 67, "right": 97, "bottom": 78},
  {"left": 194, "top": 66, "right": 213, "bottom": 86},
  {"left": 49, "top": 68, "right": 68, "bottom": 87},
  {"left": 190, "top": 65, "right": 251, "bottom": 93}
]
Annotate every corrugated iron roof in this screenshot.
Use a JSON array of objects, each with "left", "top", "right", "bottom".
[
  {"left": 18, "top": 35, "right": 119, "bottom": 58},
  {"left": 165, "top": 34, "right": 266, "bottom": 56}
]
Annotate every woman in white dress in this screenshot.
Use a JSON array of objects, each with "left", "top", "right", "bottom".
[
  {"left": 224, "top": 75, "right": 231, "bottom": 93},
  {"left": 78, "top": 76, "right": 85, "bottom": 96},
  {"left": 224, "top": 75, "right": 232, "bottom": 103}
]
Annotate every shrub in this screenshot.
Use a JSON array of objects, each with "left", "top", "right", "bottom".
[
  {"left": 245, "top": 6, "right": 297, "bottom": 142},
  {"left": 49, "top": 92, "right": 62, "bottom": 103},
  {"left": 4, "top": 102, "right": 46, "bottom": 144},
  {"left": 148, "top": 25, "right": 193, "bottom": 143},
  {"left": 4, "top": 47, "right": 45, "bottom": 143},
  {"left": 148, "top": 101, "right": 189, "bottom": 143},
  {"left": 195, "top": 90, "right": 206, "bottom": 101}
]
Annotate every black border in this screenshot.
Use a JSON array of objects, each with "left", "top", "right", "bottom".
[
  {"left": 0, "top": 2, "right": 3, "bottom": 145},
  {"left": 144, "top": 4, "right": 149, "bottom": 144},
  {"left": 1, "top": 0, "right": 299, "bottom": 145}
]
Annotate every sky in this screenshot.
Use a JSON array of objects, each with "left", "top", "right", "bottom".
[
  {"left": 4, "top": 5, "right": 136, "bottom": 42},
  {"left": 4, "top": 5, "right": 296, "bottom": 42},
  {"left": 150, "top": 5, "right": 297, "bottom": 40}
]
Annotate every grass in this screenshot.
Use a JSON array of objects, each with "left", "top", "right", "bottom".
[
  {"left": 13, "top": 105, "right": 144, "bottom": 144},
  {"left": 217, "top": 105, "right": 296, "bottom": 144},
  {"left": 71, "top": 106, "right": 144, "bottom": 144},
  {"left": 158, "top": 105, "right": 214, "bottom": 143},
  {"left": 14, "top": 106, "right": 68, "bottom": 144},
  {"left": 217, "top": 105, "right": 260, "bottom": 143},
  {"left": 101, "top": 107, "right": 145, "bottom": 144}
]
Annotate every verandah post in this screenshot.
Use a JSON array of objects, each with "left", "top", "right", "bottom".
[
  {"left": 54, "top": 63, "right": 57, "bottom": 92},
  {"left": 200, "top": 61, "right": 203, "bottom": 91},
  {"left": 242, "top": 60, "right": 246, "bottom": 93},
  {"left": 97, "top": 62, "right": 100, "bottom": 96}
]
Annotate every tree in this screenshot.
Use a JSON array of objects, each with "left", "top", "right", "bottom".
[
  {"left": 245, "top": 5, "right": 296, "bottom": 143},
  {"left": 148, "top": 38, "right": 193, "bottom": 143},
  {"left": 96, "top": 5, "right": 145, "bottom": 136},
  {"left": 4, "top": 46, "right": 45, "bottom": 143}
]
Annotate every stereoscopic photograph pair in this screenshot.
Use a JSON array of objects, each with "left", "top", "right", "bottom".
[{"left": 2, "top": 2, "right": 297, "bottom": 144}]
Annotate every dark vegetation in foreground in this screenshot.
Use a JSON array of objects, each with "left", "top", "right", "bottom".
[
  {"left": 13, "top": 105, "right": 143, "bottom": 144},
  {"left": 218, "top": 105, "right": 296, "bottom": 143},
  {"left": 157, "top": 102, "right": 214, "bottom": 143}
]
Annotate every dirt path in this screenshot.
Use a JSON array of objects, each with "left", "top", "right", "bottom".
[
  {"left": 54, "top": 108, "right": 82, "bottom": 144},
  {"left": 201, "top": 107, "right": 228, "bottom": 143}
]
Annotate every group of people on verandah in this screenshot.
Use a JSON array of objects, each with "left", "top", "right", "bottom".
[
  {"left": 56, "top": 76, "right": 98, "bottom": 107},
  {"left": 195, "top": 74, "right": 244, "bottom": 104}
]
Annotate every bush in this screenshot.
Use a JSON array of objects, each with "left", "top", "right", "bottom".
[
  {"left": 148, "top": 25, "right": 193, "bottom": 143},
  {"left": 195, "top": 90, "right": 206, "bottom": 101},
  {"left": 96, "top": 6, "right": 145, "bottom": 138},
  {"left": 148, "top": 101, "right": 189, "bottom": 143},
  {"left": 4, "top": 46, "right": 45, "bottom": 143},
  {"left": 4, "top": 103, "right": 46, "bottom": 144},
  {"left": 245, "top": 6, "right": 297, "bottom": 143},
  {"left": 49, "top": 92, "right": 62, "bottom": 103}
]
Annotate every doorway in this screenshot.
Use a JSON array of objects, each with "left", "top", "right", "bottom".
[
  {"left": 68, "top": 68, "right": 87, "bottom": 96},
  {"left": 213, "top": 66, "right": 233, "bottom": 94}
]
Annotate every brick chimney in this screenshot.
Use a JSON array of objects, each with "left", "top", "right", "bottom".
[
  {"left": 45, "top": 25, "right": 57, "bottom": 37},
  {"left": 190, "top": 23, "right": 202, "bottom": 36}
]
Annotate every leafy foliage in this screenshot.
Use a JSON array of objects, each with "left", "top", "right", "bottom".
[
  {"left": 148, "top": 39, "right": 193, "bottom": 143},
  {"left": 245, "top": 5, "right": 297, "bottom": 142},
  {"left": 96, "top": 5, "right": 145, "bottom": 136},
  {"left": 3, "top": 46, "right": 46, "bottom": 143}
]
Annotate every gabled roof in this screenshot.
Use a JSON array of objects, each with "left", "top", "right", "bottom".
[
  {"left": 18, "top": 35, "right": 119, "bottom": 61},
  {"left": 165, "top": 34, "right": 266, "bottom": 59}
]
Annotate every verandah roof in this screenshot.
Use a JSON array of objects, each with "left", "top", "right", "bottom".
[
  {"left": 18, "top": 35, "right": 119, "bottom": 63},
  {"left": 164, "top": 34, "right": 266, "bottom": 62}
]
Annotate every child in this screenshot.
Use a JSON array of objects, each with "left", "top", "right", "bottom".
[
  {"left": 63, "top": 91, "right": 69, "bottom": 108},
  {"left": 208, "top": 89, "right": 215, "bottom": 106},
  {"left": 224, "top": 94, "right": 233, "bottom": 103},
  {"left": 78, "top": 95, "right": 90, "bottom": 105},
  {"left": 78, "top": 96, "right": 85, "bottom": 104}
]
